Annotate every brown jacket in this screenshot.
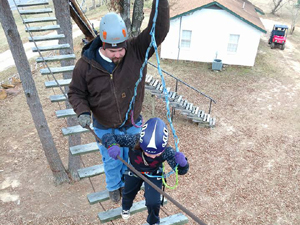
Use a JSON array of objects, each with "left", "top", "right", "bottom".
[{"left": 68, "top": 0, "right": 170, "bottom": 128}]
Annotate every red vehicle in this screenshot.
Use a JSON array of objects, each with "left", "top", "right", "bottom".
[{"left": 268, "top": 24, "right": 288, "bottom": 50}]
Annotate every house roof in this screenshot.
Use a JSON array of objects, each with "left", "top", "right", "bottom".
[{"left": 170, "top": 0, "right": 267, "bottom": 33}]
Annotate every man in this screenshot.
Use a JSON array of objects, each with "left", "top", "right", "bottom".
[{"left": 68, "top": 0, "right": 170, "bottom": 203}]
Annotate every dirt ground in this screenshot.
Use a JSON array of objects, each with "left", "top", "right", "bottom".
[{"left": 1, "top": 1, "right": 300, "bottom": 225}]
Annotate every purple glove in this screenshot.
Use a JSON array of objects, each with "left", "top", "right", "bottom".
[
  {"left": 108, "top": 145, "right": 120, "bottom": 160},
  {"left": 175, "top": 152, "right": 187, "bottom": 167}
]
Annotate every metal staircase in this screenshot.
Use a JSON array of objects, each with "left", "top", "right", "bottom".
[{"left": 15, "top": 0, "right": 215, "bottom": 224}]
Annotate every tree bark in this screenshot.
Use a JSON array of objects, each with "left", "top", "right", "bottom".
[
  {"left": 120, "top": 0, "right": 132, "bottom": 37},
  {"left": 53, "top": 0, "right": 81, "bottom": 181},
  {"left": 0, "top": 0, "right": 70, "bottom": 185},
  {"left": 131, "top": 0, "right": 144, "bottom": 37}
]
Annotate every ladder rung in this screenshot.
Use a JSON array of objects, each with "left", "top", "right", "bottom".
[
  {"left": 62, "top": 125, "right": 91, "bottom": 136},
  {"left": 45, "top": 79, "right": 71, "bottom": 88},
  {"left": 36, "top": 54, "right": 76, "bottom": 63},
  {"left": 19, "top": 8, "right": 52, "bottom": 15},
  {"left": 32, "top": 44, "right": 70, "bottom": 52},
  {"left": 40, "top": 65, "right": 75, "bottom": 75},
  {"left": 78, "top": 164, "right": 104, "bottom": 179},
  {"left": 50, "top": 94, "right": 67, "bottom": 102},
  {"left": 17, "top": 1, "right": 49, "bottom": 7},
  {"left": 29, "top": 34, "right": 65, "bottom": 42},
  {"left": 26, "top": 25, "right": 60, "bottom": 32},
  {"left": 23, "top": 17, "right": 57, "bottom": 24},
  {"left": 70, "top": 142, "right": 98, "bottom": 156},
  {"left": 56, "top": 109, "right": 76, "bottom": 118},
  {"left": 141, "top": 213, "right": 189, "bottom": 225}
]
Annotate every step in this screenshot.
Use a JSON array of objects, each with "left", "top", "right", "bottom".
[
  {"left": 88, "top": 185, "right": 144, "bottom": 204},
  {"left": 50, "top": 94, "right": 67, "bottom": 102},
  {"left": 78, "top": 164, "right": 104, "bottom": 179},
  {"left": 17, "top": 1, "right": 49, "bottom": 7},
  {"left": 142, "top": 213, "right": 188, "bottom": 225},
  {"left": 70, "top": 142, "right": 99, "bottom": 156},
  {"left": 45, "top": 79, "right": 71, "bottom": 88},
  {"left": 19, "top": 8, "right": 52, "bottom": 15},
  {"left": 56, "top": 108, "right": 76, "bottom": 118},
  {"left": 23, "top": 17, "right": 57, "bottom": 24},
  {"left": 32, "top": 44, "right": 70, "bottom": 52},
  {"left": 29, "top": 34, "right": 65, "bottom": 42},
  {"left": 98, "top": 199, "right": 167, "bottom": 223},
  {"left": 62, "top": 125, "right": 91, "bottom": 136},
  {"left": 36, "top": 54, "right": 76, "bottom": 63},
  {"left": 26, "top": 24, "right": 60, "bottom": 32},
  {"left": 40, "top": 65, "right": 75, "bottom": 75}
]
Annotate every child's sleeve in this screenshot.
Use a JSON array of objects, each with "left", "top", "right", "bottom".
[
  {"left": 162, "top": 147, "right": 189, "bottom": 175},
  {"left": 102, "top": 133, "right": 140, "bottom": 149}
]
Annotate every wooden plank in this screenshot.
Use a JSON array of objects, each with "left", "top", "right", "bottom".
[
  {"left": 56, "top": 108, "right": 75, "bottom": 118},
  {"left": 36, "top": 54, "right": 76, "bottom": 63},
  {"left": 70, "top": 142, "right": 99, "bottom": 156},
  {"left": 40, "top": 65, "right": 75, "bottom": 75},
  {"left": 26, "top": 25, "right": 60, "bottom": 32},
  {"left": 23, "top": 17, "right": 57, "bottom": 24},
  {"left": 98, "top": 199, "right": 167, "bottom": 223},
  {"left": 141, "top": 213, "right": 188, "bottom": 225},
  {"left": 29, "top": 34, "right": 65, "bottom": 42},
  {"left": 17, "top": 1, "right": 49, "bottom": 7},
  {"left": 19, "top": 8, "right": 52, "bottom": 15},
  {"left": 32, "top": 44, "right": 70, "bottom": 52},
  {"left": 50, "top": 94, "right": 67, "bottom": 102},
  {"left": 62, "top": 125, "right": 91, "bottom": 136},
  {"left": 45, "top": 79, "right": 71, "bottom": 88},
  {"left": 78, "top": 164, "right": 104, "bottom": 179}
]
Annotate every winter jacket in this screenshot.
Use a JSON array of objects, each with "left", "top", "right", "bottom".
[
  {"left": 102, "top": 133, "right": 189, "bottom": 175},
  {"left": 68, "top": 0, "right": 170, "bottom": 128}
]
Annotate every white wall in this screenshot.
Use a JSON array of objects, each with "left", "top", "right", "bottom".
[{"left": 161, "top": 8, "right": 263, "bottom": 67}]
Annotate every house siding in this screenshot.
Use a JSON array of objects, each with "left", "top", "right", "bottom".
[{"left": 161, "top": 8, "right": 262, "bottom": 67}]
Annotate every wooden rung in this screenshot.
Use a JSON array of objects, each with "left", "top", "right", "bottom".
[
  {"left": 45, "top": 79, "right": 71, "bottom": 88},
  {"left": 19, "top": 8, "right": 52, "bottom": 15},
  {"left": 40, "top": 65, "right": 75, "bottom": 75},
  {"left": 29, "top": 34, "right": 65, "bottom": 42},
  {"left": 23, "top": 17, "right": 57, "bottom": 24},
  {"left": 62, "top": 125, "right": 91, "bottom": 136},
  {"left": 145, "top": 74, "right": 153, "bottom": 84},
  {"left": 206, "top": 114, "right": 211, "bottom": 122},
  {"left": 26, "top": 24, "right": 60, "bottom": 32},
  {"left": 32, "top": 44, "right": 70, "bottom": 52},
  {"left": 98, "top": 199, "right": 167, "bottom": 223},
  {"left": 70, "top": 142, "right": 99, "bottom": 156},
  {"left": 141, "top": 213, "right": 189, "bottom": 225},
  {"left": 78, "top": 164, "right": 104, "bottom": 179},
  {"left": 50, "top": 94, "right": 67, "bottom": 102},
  {"left": 56, "top": 109, "right": 75, "bottom": 118},
  {"left": 17, "top": 1, "right": 49, "bottom": 7},
  {"left": 36, "top": 54, "right": 76, "bottom": 63}
]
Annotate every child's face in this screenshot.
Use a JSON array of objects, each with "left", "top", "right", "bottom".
[{"left": 144, "top": 151, "right": 163, "bottom": 159}]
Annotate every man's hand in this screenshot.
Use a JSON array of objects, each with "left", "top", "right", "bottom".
[{"left": 78, "top": 114, "right": 91, "bottom": 128}]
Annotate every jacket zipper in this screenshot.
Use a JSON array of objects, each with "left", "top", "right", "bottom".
[{"left": 110, "top": 68, "right": 123, "bottom": 126}]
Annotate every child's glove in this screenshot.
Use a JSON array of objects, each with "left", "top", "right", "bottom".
[
  {"left": 175, "top": 152, "right": 187, "bottom": 167},
  {"left": 108, "top": 145, "right": 120, "bottom": 160}
]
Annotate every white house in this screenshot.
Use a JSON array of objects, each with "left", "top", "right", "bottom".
[{"left": 160, "top": 0, "right": 267, "bottom": 67}]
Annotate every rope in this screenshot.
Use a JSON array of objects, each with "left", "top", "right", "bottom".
[{"left": 86, "top": 126, "right": 207, "bottom": 225}]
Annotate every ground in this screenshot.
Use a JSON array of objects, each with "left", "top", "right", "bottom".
[{"left": 1, "top": 1, "right": 300, "bottom": 225}]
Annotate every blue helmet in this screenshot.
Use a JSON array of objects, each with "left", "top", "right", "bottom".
[{"left": 140, "top": 118, "right": 169, "bottom": 155}]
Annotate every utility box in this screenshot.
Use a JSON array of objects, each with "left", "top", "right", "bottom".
[{"left": 212, "top": 59, "right": 223, "bottom": 71}]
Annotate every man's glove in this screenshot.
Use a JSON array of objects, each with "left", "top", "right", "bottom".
[
  {"left": 108, "top": 145, "right": 120, "bottom": 160},
  {"left": 78, "top": 114, "right": 91, "bottom": 128},
  {"left": 175, "top": 152, "right": 187, "bottom": 167}
]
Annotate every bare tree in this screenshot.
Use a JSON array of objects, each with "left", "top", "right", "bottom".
[
  {"left": 271, "top": 0, "right": 286, "bottom": 14},
  {"left": 53, "top": 0, "right": 81, "bottom": 181},
  {"left": 0, "top": 0, "right": 70, "bottom": 185},
  {"left": 289, "top": 0, "right": 300, "bottom": 34}
]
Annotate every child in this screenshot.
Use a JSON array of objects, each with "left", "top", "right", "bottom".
[{"left": 102, "top": 117, "right": 189, "bottom": 225}]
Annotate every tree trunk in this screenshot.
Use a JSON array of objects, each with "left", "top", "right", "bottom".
[
  {"left": 0, "top": 0, "right": 70, "bottom": 185},
  {"left": 131, "top": 0, "right": 144, "bottom": 37},
  {"left": 53, "top": 0, "right": 81, "bottom": 181},
  {"left": 271, "top": 0, "right": 284, "bottom": 15},
  {"left": 120, "top": 0, "right": 132, "bottom": 37}
]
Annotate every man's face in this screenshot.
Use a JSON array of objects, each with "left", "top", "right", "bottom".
[{"left": 103, "top": 47, "right": 126, "bottom": 64}]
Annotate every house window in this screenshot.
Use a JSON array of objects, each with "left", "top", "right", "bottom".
[
  {"left": 181, "top": 30, "right": 192, "bottom": 48},
  {"left": 227, "top": 34, "right": 240, "bottom": 53}
]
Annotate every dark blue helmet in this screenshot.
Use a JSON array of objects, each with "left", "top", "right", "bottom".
[{"left": 140, "top": 118, "right": 169, "bottom": 155}]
